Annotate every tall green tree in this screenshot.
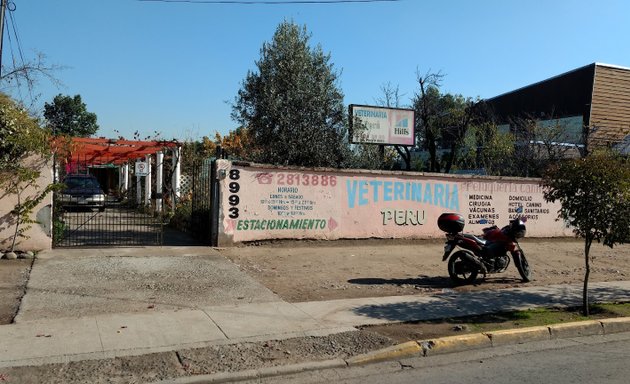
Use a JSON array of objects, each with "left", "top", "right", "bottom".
[
  {"left": 542, "top": 151, "right": 630, "bottom": 316},
  {"left": 44, "top": 94, "right": 98, "bottom": 137},
  {"left": 412, "top": 71, "right": 478, "bottom": 173},
  {"left": 231, "top": 21, "right": 348, "bottom": 167}
]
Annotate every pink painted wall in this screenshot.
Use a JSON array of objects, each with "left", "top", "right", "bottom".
[
  {"left": 217, "top": 160, "right": 572, "bottom": 244},
  {"left": 0, "top": 157, "right": 53, "bottom": 251}
]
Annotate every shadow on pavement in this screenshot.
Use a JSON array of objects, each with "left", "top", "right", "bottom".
[
  {"left": 163, "top": 228, "right": 205, "bottom": 246},
  {"left": 351, "top": 286, "right": 629, "bottom": 322},
  {"left": 348, "top": 276, "right": 452, "bottom": 288}
]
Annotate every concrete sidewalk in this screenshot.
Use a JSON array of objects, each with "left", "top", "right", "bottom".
[{"left": 2, "top": 281, "right": 630, "bottom": 368}]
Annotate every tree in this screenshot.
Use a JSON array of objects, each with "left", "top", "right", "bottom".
[
  {"left": 44, "top": 94, "right": 99, "bottom": 137},
  {"left": 411, "top": 71, "right": 478, "bottom": 173},
  {"left": 541, "top": 151, "right": 630, "bottom": 316},
  {"left": 457, "top": 121, "right": 516, "bottom": 176},
  {"left": 374, "top": 81, "right": 403, "bottom": 110},
  {"left": 216, "top": 126, "right": 253, "bottom": 161},
  {"left": 0, "top": 93, "right": 58, "bottom": 251},
  {"left": 231, "top": 21, "right": 348, "bottom": 167},
  {"left": 510, "top": 116, "right": 580, "bottom": 177},
  {"left": 412, "top": 71, "right": 442, "bottom": 172},
  {"left": 0, "top": 52, "right": 65, "bottom": 111}
]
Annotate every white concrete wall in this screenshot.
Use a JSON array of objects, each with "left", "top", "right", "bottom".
[
  {"left": 0, "top": 157, "right": 53, "bottom": 251},
  {"left": 217, "top": 160, "right": 573, "bottom": 245}
]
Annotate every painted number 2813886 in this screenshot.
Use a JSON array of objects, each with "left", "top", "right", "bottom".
[{"left": 276, "top": 174, "right": 337, "bottom": 187}]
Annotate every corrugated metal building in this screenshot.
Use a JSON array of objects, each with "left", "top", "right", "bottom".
[{"left": 485, "top": 63, "right": 630, "bottom": 153}]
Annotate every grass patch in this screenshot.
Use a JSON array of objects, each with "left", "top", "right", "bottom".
[
  {"left": 459, "top": 302, "right": 630, "bottom": 332},
  {"left": 363, "top": 302, "right": 630, "bottom": 342}
]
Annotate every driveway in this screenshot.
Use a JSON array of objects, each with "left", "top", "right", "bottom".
[{"left": 15, "top": 246, "right": 281, "bottom": 322}]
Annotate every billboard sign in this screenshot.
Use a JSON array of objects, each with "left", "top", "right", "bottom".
[{"left": 349, "top": 104, "right": 415, "bottom": 146}]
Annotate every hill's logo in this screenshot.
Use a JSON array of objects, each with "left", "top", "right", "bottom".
[{"left": 394, "top": 117, "right": 409, "bottom": 136}]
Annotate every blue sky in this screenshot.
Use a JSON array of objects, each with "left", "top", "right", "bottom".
[{"left": 4, "top": 0, "right": 630, "bottom": 141}]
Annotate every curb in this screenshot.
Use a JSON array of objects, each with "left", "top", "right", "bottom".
[
  {"left": 345, "top": 341, "right": 421, "bottom": 366},
  {"left": 164, "top": 359, "right": 347, "bottom": 384},
  {"left": 419, "top": 332, "right": 491, "bottom": 355},
  {"left": 165, "top": 317, "right": 630, "bottom": 384}
]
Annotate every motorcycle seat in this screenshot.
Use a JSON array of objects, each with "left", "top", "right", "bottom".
[{"left": 463, "top": 233, "right": 487, "bottom": 245}]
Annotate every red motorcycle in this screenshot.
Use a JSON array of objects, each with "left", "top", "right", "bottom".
[{"left": 438, "top": 213, "right": 531, "bottom": 285}]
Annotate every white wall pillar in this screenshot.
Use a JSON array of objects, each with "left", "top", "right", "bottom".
[
  {"left": 122, "top": 163, "right": 129, "bottom": 193},
  {"left": 156, "top": 152, "right": 163, "bottom": 213},
  {"left": 136, "top": 167, "right": 142, "bottom": 206},
  {"left": 172, "top": 146, "right": 181, "bottom": 212},
  {"left": 118, "top": 163, "right": 129, "bottom": 194},
  {"left": 145, "top": 154, "right": 152, "bottom": 207}
]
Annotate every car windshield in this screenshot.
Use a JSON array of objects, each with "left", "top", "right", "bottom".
[{"left": 65, "top": 177, "right": 101, "bottom": 190}]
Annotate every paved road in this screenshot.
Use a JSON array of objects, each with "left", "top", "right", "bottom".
[{"left": 255, "top": 332, "right": 630, "bottom": 384}]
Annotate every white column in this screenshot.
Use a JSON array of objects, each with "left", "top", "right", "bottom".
[
  {"left": 54, "top": 163, "right": 60, "bottom": 184},
  {"left": 136, "top": 166, "right": 142, "bottom": 206},
  {"left": 156, "top": 152, "right": 163, "bottom": 213},
  {"left": 172, "top": 146, "right": 181, "bottom": 212},
  {"left": 122, "top": 163, "right": 129, "bottom": 193},
  {"left": 145, "top": 154, "right": 152, "bottom": 207}
]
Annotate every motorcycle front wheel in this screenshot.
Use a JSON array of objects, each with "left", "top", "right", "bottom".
[
  {"left": 447, "top": 250, "right": 479, "bottom": 285},
  {"left": 513, "top": 251, "right": 531, "bottom": 282}
]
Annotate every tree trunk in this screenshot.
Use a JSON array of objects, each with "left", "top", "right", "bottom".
[
  {"left": 10, "top": 187, "right": 21, "bottom": 252},
  {"left": 427, "top": 131, "right": 438, "bottom": 172},
  {"left": 444, "top": 142, "right": 458, "bottom": 174},
  {"left": 394, "top": 146, "right": 411, "bottom": 170},
  {"left": 583, "top": 235, "right": 593, "bottom": 316}
]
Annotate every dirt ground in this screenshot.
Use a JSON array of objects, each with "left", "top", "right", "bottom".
[
  {"left": 3, "top": 238, "right": 629, "bottom": 324},
  {"left": 2, "top": 238, "right": 630, "bottom": 383},
  {"left": 220, "top": 238, "right": 630, "bottom": 302},
  {"left": 0, "top": 260, "right": 32, "bottom": 324}
]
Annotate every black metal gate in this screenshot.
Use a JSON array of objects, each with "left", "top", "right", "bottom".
[
  {"left": 53, "top": 163, "right": 164, "bottom": 247},
  {"left": 189, "top": 158, "right": 211, "bottom": 242},
  {"left": 53, "top": 200, "right": 164, "bottom": 247},
  {"left": 188, "top": 158, "right": 218, "bottom": 245}
]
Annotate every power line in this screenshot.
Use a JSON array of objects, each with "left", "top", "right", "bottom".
[
  {"left": 8, "top": 4, "right": 25, "bottom": 70},
  {"left": 2, "top": 1, "right": 35, "bottom": 103},
  {"left": 138, "top": 0, "right": 401, "bottom": 4}
]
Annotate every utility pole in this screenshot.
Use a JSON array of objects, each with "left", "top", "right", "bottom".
[{"left": 0, "top": 0, "right": 6, "bottom": 79}]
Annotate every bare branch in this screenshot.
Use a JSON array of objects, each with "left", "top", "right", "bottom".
[{"left": 0, "top": 52, "right": 66, "bottom": 107}]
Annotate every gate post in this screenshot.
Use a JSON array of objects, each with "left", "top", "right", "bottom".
[
  {"left": 209, "top": 146, "right": 222, "bottom": 246},
  {"left": 156, "top": 152, "right": 163, "bottom": 213},
  {"left": 122, "top": 163, "right": 129, "bottom": 193},
  {"left": 172, "top": 146, "right": 181, "bottom": 212},
  {"left": 145, "top": 154, "right": 152, "bottom": 207},
  {"left": 136, "top": 170, "right": 142, "bottom": 206}
]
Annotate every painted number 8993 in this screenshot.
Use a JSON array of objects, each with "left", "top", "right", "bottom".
[{"left": 228, "top": 169, "right": 240, "bottom": 219}]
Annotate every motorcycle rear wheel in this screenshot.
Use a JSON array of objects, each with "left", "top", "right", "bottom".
[
  {"left": 513, "top": 251, "right": 531, "bottom": 282},
  {"left": 447, "top": 250, "right": 479, "bottom": 285}
]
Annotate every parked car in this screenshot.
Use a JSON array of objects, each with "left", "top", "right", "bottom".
[{"left": 59, "top": 174, "right": 106, "bottom": 212}]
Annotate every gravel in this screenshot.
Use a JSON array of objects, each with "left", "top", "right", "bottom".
[{"left": 0, "top": 330, "right": 395, "bottom": 383}]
